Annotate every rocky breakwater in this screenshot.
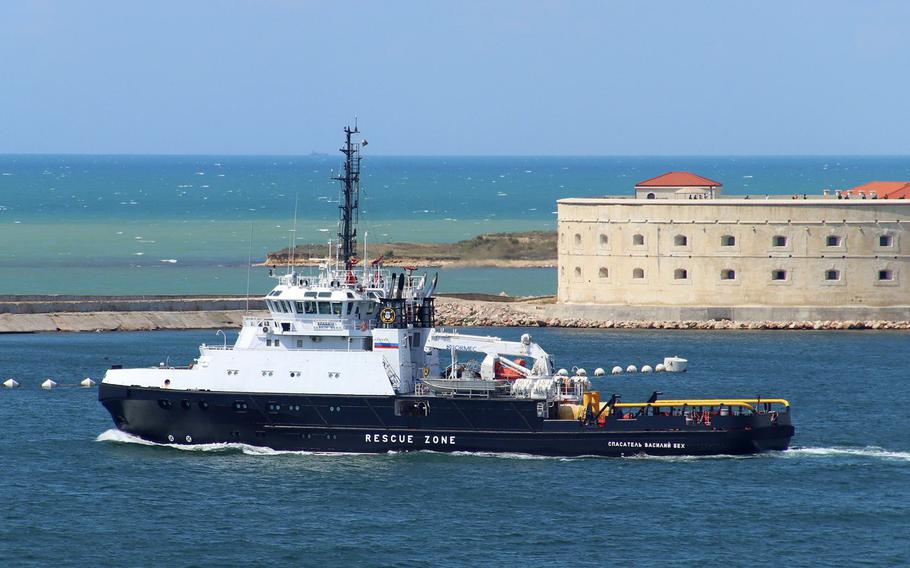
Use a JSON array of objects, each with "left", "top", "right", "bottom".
[{"left": 434, "top": 298, "right": 910, "bottom": 330}]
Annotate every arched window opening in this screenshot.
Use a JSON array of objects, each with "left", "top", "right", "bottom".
[
  {"left": 633, "top": 234, "right": 645, "bottom": 246},
  {"left": 598, "top": 267, "right": 609, "bottom": 279},
  {"left": 674, "top": 268, "right": 688, "bottom": 280},
  {"left": 674, "top": 235, "right": 688, "bottom": 246},
  {"left": 632, "top": 268, "right": 645, "bottom": 279}
]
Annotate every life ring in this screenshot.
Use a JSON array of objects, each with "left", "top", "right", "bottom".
[{"left": 379, "top": 307, "right": 396, "bottom": 325}]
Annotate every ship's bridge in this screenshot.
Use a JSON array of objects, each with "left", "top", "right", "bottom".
[{"left": 257, "top": 285, "right": 379, "bottom": 335}]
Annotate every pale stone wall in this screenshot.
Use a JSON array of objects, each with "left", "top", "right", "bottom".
[{"left": 557, "top": 198, "right": 910, "bottom": 309}]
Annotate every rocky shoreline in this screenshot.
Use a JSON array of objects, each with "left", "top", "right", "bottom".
[
  {"left": 433, "top": 299, "right": 910, "bottom": 330},
  {"left": 0, "top": 296, "right": 908, "bottom": 332}
]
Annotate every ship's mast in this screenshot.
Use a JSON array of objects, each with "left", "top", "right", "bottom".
[{"left": 333, "top": 124, "right": 363, "bottom": 269}]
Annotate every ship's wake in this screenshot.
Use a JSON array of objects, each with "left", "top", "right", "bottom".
[
  {"left": 95, "top": 429, "right": 367, "bottom": 456},
  {"left": 95, "top": 430, "right": 910, "bottom": 463},
  {"left": 783, "top": 445, "right": 910, "bottom": 462}
]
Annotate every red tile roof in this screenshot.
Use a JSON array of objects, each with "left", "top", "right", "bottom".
[
  {"left": 635, "top": 172, "right": 722, "bottom": 188},
  {"left": 845, "top": 181, "right": 910, "bottom": 199}
]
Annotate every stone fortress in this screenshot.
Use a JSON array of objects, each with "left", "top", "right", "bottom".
[{"left": 557, "top": 173, "right": 910, "bottom": 321}]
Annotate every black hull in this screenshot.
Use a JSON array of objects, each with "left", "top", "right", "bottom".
[{"left": 99, "top": 384, "right": 794, "bottom": 457}]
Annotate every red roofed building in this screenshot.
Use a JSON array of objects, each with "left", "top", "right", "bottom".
[
  {"left": 634, "top": 172, "right": 723, "bottom": 200},
  {"left": 843, "top": 181, "right": 910, "bottom": 200}
]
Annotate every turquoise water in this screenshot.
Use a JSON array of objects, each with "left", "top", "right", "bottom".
[
  {"left": 1, "top": 328, "right": 908, "bottom": 566},
  {"left": 2, "top": 155, "right": 909, "bottom": 295}
]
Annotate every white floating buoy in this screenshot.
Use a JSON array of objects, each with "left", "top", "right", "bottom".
[
  {"left": 41, "top": 379, "right": 58, "bottom": 389},
  {"left": 626, "top": 365, "right": 638, "bottom": 373},
  {"left": 3, "top": 378, "right": 20, "bottom": 388},
  {"left": 575, "top": 368, "right": 587, "bottom": 377},
  {"left": 611, "top": 366, "right": 623, "bottom": 375},
  {"left": 655, "top": 363, "right": 666, "bottom": 373},
  {"left": 80, "top": 378, "right": 96, "bottom": 388},
  {"left": 594, "top": 367, "right": 605, "bottom": 377},
  {"left": 664, "top": 356, "right": 688, "bottom": 373},
  {"left": 641, "top": 365, "right": 654, "bottom": 373}
]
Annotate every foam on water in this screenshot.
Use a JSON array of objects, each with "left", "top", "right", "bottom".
[
  {"left": 94, "top": 431, "right": 910, "bottom": 463},
  {"left": 784, "top": 445, "right": 910, "bottom": 462},
  {"left": 95, "top": 429, "right": 367, "bottom": 456}
]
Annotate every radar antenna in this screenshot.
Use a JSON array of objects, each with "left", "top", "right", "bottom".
[{"left": 333, "top": 124, "right": 365, "bottom": 269}]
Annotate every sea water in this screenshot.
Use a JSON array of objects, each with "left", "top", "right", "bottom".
[
  {"left": 0, "top": 328, "right": 908, "bottom": 566},
  {"left": 2, "top": 155, "right": 909, "bottom": 296}
]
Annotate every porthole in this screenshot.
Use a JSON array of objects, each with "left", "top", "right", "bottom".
[
  {"left": 180, "top": 400, "right": 191, "bottom": 410},
  {"left": 198, "top": 401, "right": 209, "bottom": 410},
  {"left": 158, "top": 399, "right": 172, "bottom": 410}
]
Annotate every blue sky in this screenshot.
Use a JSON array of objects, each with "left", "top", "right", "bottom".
[{"left": 1, "top": 1, "right": 908, "bottom": 155}]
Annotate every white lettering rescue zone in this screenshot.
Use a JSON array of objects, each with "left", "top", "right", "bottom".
[{"left": 364, "top": 433, "right": 456, "bottom": 445}]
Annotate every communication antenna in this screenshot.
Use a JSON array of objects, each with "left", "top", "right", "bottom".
[
  {"left": 333, "top": 122, "right": 366, "bottom": 269},
  {"left": 289, "top": 193, "right": 299, "bottom": 269},
  {"left": 245, "top": 222, "right": 254, "bottom": 313}
]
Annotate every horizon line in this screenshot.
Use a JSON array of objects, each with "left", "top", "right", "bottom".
[{"left": 2, "top": 152, "right": 910, "bottom": 159}]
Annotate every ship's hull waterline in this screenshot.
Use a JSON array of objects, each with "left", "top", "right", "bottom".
[{"left": 100, "top": 384, "right": 794, "bottom": 457}]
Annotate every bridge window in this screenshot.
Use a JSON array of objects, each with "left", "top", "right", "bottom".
[
  {"left": 825, "top": 269, "right": 840, "bottom": 281},
  {"left": 318, "top": 301, "right": 331, "bottom": 314},
  {"left": 673, "top": 235, "right": 687, "bottom": 246},
  {"left": 332, "top": 303, "right": 342, "bottom": 315},
  {"left": 720, "top": 269, "right": 736, "bottom": 280},
  {"left": 599, "top": 267, "right": 609, "bottom": 278},
  {"left": 304, "top": 301, "right": 317, "bottom": 314},
  {"left": 674, "top": 268, "right": 688, "bottom": 280},
  {"left": 346, "top": 302, "right": 353, "bottom": 315},
  {"left": 632, "top": 268, "right": 644, "bottom": 279},
  {"left": 879, "top": 235, "right": 894, "bottom": 247},
  {"left": 772, "top": 235, "right": 788, "bottom": 247},
  {"left": 772, "top": 270, "right": 787, "bottom": 281},
  {"left": 826, "top": 235, "right": 842, "bottom": 247},
  {"left": 878, "top": 269, "right": 894, "bottom": 281},
  {"left": 720, "top": 235, "right": 736, "bottom": 247},
  {"left": 633, "top": 234, "right": 645, "bottom": 246},
  {"left": 295, "top": 302, "right": 304, "bottom": 313}
]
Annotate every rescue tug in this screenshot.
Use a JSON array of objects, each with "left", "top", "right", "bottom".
[{"left": 99, "top": 126, "right": 795, "bottom": 457}]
